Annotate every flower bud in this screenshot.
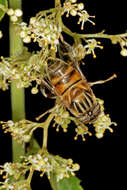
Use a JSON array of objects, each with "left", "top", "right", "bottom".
[
  {"left": 30, "top": 17, "right": 36, "bottom": 24},
  {"left": 7, "top": 8, "right": 14, "bottom": 16},
  {"left": 70, "top": 9, "right": 77, "bottom": 16},
  {"left": 96, "top": 132, "right": 103, "bottom": 139},
  {"left": 10, "top": 15, "right": 18, "bottom": 22},
  {"left": 20, "top": 31, "right": 26, "bottom": 38},
  {"left": 23, "top": 36, "right": 31, "bottom": 43},
  {"left": 31, "top": 87, "right": 38, "bottom": 94},
  {"left": 14, "top": 9, "right": 23, "bottom": 17},
  {"left": 78, "top": 3, "right": 84, "bottom": 10},
  {"left": 120, "top": 48, "right": 127, "bottom": 56}
]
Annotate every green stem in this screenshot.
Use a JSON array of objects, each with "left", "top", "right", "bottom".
[
  {"left": 42, "top": 114, "right": 54, "bottom": 150},
  {"left": 55, "top": 0, "right": 61, "bottom": 7},
  {"left": 27, "top": 167, "right": 34, "bottom": 185},
  {"left": 62, "top": 24, "right": 127, "bottom": 40},
  {"left": 9, "top": 0, "right": 25, "bottom": 162}
]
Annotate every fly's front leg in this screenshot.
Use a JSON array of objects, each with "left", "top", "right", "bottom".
[
  {"left": 89, "top": 74, "right": 117, "bottom": 87},
  {"left": 40, "top": 79, "right": 56, "bottom": 99}
]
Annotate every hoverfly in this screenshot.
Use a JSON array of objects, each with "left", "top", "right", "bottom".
[{"left": 40, "top": 39, "right": 116, "bottom": 124}]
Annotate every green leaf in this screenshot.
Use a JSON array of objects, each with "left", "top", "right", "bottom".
[
  {"left": 50, "top": 173, "right": 84, "bottom": 190},
  {"left": 0, "top": 0, "right": 8, "bottom": 21}
]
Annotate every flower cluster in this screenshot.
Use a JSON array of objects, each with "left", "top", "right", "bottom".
[
  {"left": 19, "top": 13, "right": 61, "bottom": 49},
  {"left": 0, "top": 162, "right": 30, "bottom": 190},
  {"left": 0, "top": 119, "right": 44, "bottom": 144},
  {"left": 111, "top": 36, "right": 127, "bottom": 56},
  {"left": 93, "top": 98, "right": 117, "bottom": 138},
  {"left": 23, "top": 152, "right": 80, "bottom": 182},
  {"left": 84, "top": 39, "right": 103, "bottom": 58},
  {"left": 73, "top": 120, "right": 90, "bottom": 141},
  {"left": 72, "top": 43, "right": 86, "bottom": 61},
  {"left": 63, "top": 0, "right": 95, "bottom": 29},
  {"left": 72, "top": 39, "right": 103, "bottom": 60},
  {"left": 0, "top": 48, "right": 47, "bottom": 90},
  {"left": 7, "top": 8, "right": 23, "bottom": 22},
  {"left": 119, "top": 37, "right": 127, "bottom": 56},
  {"left": 71, "top": 98, "right": 116, "bottom": 141},
  {"left": 52, "top": 105, "right": 73, "bottom": 132}
]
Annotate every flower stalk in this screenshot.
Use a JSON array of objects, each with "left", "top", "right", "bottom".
[
  {"left": 42, "top": 114, "right": 54, "bottom": 150},
  {"left": 9, "top": 0, "right": 25, "bottom": 162}
]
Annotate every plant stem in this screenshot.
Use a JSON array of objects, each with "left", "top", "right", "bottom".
[
  {"left": 9, "top": 0, "right": 25, "bottom": 162},
  {"left": 62, "top": 24, "right": 127, "bottom": 40},
  {"left": 55, "top": 0, "right": 61, "bottom": 7},
  {"left": 42, "top": 114, "right": 54, "bottom": 150}
]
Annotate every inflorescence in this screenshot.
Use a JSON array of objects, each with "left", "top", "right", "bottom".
[
  {"left": 0, "top": 152, "right": 80, "bottom": 189},
  {"left": 0, "top": 97, "right": 117, "bottom": 143}
]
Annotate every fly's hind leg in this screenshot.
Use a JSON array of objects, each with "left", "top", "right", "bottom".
[{"left": 89, "top": 74, "right": 117, "bottom": 87}]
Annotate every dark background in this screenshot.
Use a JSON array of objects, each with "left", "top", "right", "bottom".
[{"left": 0, "top": 0, "right": 126, "bottom": 189}]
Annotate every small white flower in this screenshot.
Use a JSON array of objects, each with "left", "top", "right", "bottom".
[
  {"left": 23, "top": 36, "right": 31, "bottom": 43},
  {"left": 7, "top": 8, "right": 14, "bottom": 16},
  {"left": 9, "top": 185, "right": 14, "bottom": 189},
  {"left": 37, "top": 154, "right": 42, "bottom": 160},
  {"left": 96, "top": 132, "right": 103, "bottom": 139},
  {"left": 31, "top": 87, "right": 39, "bottom": 94},
  {"left": 77, "top": 3, "right": 84, "bottom": 10},
  {"left": 30, "top": 17, "right": 36, "bottom": 25},
  {"left": 70, "top": 9, "right": 77, "bottom": 16},
  {"left": 10, "top": 15, "right": 18, "bottom": 22},
  {"left": 20, "top": 31, "right": 26, "bottom": 38},
  {"left": 14, "top": 9, "right": 23, "bottom": 17},
  {"left": 44, "top": 157, "right": 48, "bottom": 162},
  {"left": 7, "top": 120, "right": 14, "bottom": 127},
  {"left": 120, "top": 48, "right": 127, "bottom": 56}
]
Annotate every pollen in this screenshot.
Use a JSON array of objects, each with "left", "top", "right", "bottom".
[
  {"left": 100, "top": 46, "right": 104, "bottom": 49},
  {"left": 82, "top": 137, "right": 86, "bottom": 141},
  {"left": 110, "top": 129, "right": 114, "bottom": 133},
  {"left": 63, "top": 128, "right": 68, "bottom": 133},
  {"left": 97, "top": 41, "right": 101, "bottom": 45},
  {"left": 40, "top": 173, "right": 43, "bottom": 177},
  {"left": 56, "top": 127, "right": 59, "bottom": 132},
  {"left": 2, "top": 175, "right": 7, "bottom": 179},
  {"left": 52, "top": 123, "right": 56, "bottom": 127},
  {"left": 89, "top": 132, "right": 92, "bottom": 136},
  {"left": 2, "top": 87, "right": 6, "bottom": 91},
  {"left": 74, "top": 136, "right": 78, "bottom": 140},
  {"left": 114, "top": 122, "right": 117, "bottom": 126}
]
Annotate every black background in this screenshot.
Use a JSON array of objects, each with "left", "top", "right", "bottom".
[{"left": 0, "top": 0, "right": 126, "bottom": 189}]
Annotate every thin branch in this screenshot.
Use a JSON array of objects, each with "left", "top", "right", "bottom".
[
  {"left": 42, "top": 114, "right": 54, "bottom": 150},
  {"left": 62, "top": 24, "right": 127, "bottom": 40}
]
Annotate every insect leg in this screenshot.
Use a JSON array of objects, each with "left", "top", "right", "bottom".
[
  {"left": 89, "top": 74, "right": 117, "bottom": 87},
  {"left": 35, "top": 104, "right": 59, "bottom": 121},
  {"left": 40, "top": 79, "right": 56, "bottom": 99}
]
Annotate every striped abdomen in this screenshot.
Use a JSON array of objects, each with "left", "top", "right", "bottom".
[{"left": 48, "top": 59, "right": 100, "bottom": 124}]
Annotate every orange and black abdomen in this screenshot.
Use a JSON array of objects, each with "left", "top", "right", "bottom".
[{"left": 48, "top": 59, "right": 82, "bottom": 95}]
